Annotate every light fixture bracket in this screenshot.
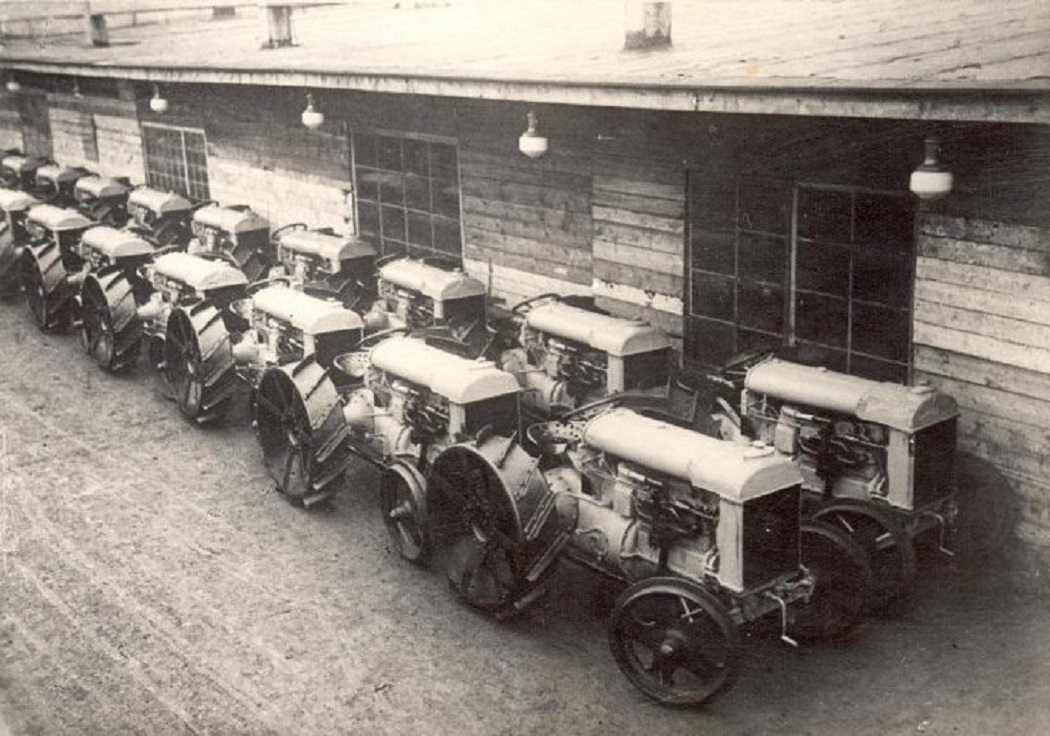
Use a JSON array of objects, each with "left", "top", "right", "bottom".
[
  {"left": 149, "top": 84, "right": 169, "bottom": 113},
  {"left": 301, "top": 93, "right": 325, "bottom": 130},
  {"left": 518, "top": 109, "right": 548, "bottom": 159},
  {"left": 909, "top": 136, "right": 953, "bottom": 200}
]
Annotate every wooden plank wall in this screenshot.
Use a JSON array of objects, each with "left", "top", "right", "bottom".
[
  {"left": 0, "top": 94, "right": 22, "bottom": 151},
  {"left": 914, "top": 214, "right": 1050, "bottom": 547}
]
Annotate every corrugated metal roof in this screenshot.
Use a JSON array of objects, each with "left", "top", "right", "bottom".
[{"left": 2, "top": 0, "right": 1049, "bottom": 122}]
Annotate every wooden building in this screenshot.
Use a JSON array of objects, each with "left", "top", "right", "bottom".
[{"left": 1, "top": 0, "right": 1049, "bottom": 564}]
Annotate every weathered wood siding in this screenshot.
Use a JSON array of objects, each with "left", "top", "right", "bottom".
[
  {"left": 46, "top": 92, "right": 144, "bottom": 181},
  {"left": 0, "top": 94, "right": 22, "bottom": 151},
  {"left": 914, "top": 214, "right": 1050, "bottom": 547}
]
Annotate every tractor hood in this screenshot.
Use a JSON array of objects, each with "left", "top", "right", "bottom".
[
  {"left": 193, "top": 204, "right": 269, "bottom": 234},
  {"left": 369, "top": 336, "right": 520, "bottom": 405},
  {"left": 153, "top": 252, "right": 248, "bottom": 291},
  {"left": 127, "top": 187, "right": 193, "bottom": 216},
  {"left": 379, "top": 259, "right": 486, "bottom": 302},
  {"left": 277, "top": 228, "right": 376, "bottom": 262},
  {"left": 2, "top": 154, "right": 44, "bottom": 173},
  {"left": 583, "top": 408, "right": 802, "bottom": 502},
  {"left": 251, "top": 285, "right": 365, "bottom": 334},
  {"left": 75, "top": 176, "right": 131, "bottom": 199},
  {"left": 27, "top": 204, "right": 93, "bottom": 231},
  {"left": 35, "top": 164, "right": 87, "bottom": 184},
  {"left": 526, "top": 302, "right": 671, "bottom": 357},
  {"left": 0, "top": 189, "right": 39, "bottom": 212},
  {"left": 81, "top": 226, "right": 154, "bottom": 260},
  {"left": 744, "top": 359, "right": 959, "bottom": 432}
]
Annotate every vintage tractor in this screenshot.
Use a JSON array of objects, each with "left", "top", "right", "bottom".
[
  {"left": 497, "top": 294, "right": 673, "bottom": 418},
  {"left": 124, "top": 186, "right": 196, "bottom": 247},
  {"left": 18, "top": 204, "right": 94, "bottom": 331},
  {"left": 76, "top": 227, "right": 159, "bottom": 371},
  {"left": 0, "top": 189, "right": 41, "bottom": 297},
  {"left": 425, "top": 400, "right": 872, "bottom": 706},
  {"left": 710, "top": 354, "right": 1001, "bottom": 611},
  {"left": 253, "top": 333, "right": 522, "bottom": 513},
  {"left": 364, "top": 258, "right": 491, "bottom": 351},
  {"left": 30, "top": 163, "right": 93, "bottom": 207},
  {"left": 270, "top": 223, "right": 377, "bottom": 308},
  {"left": 187, "top": 203, "right": 272, "bottom": 282},
  {"left": 73, "top": 175, "right": 132, "bottom": 227},
  {"left": 136, "top": 251, "right": 252, "bottom": 420},
  {"left": 0, "top": 153, "right": 49, "bottom": 191}
]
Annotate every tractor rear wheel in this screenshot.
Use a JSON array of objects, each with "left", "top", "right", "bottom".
[
  {"left": 80, "top": 270, "right": 142, "bottom": 372},
  {"left": 253, "top": 357, "right": 350, "bottom": 507},
  {"left": 791, "top": 520, "right": 874, "bottom": 642},
  {"left": 164, "top": 301, "right": 237, "bottom": 423},
  {"left": 812, "top": 500, "right": 917, "bottom": 616},
  {"left": 0, "top": 228, "right": 20, "bottom": 298},
  {"left": 21, "top": 243, "right": 72, "bottom": 333}
]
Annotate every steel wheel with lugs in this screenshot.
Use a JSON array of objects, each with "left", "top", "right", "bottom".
[
  {"left": 253, "top": 356, "right": 349, "bottom": 507},
  {"left": 80, "top": 270, "right": 142, "bottom": 372},
  {"left": 164, "top": 301, "right": 236, "bottom": 423}
]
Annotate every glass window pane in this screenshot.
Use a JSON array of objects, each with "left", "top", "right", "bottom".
[
  {"left": 378, "top": 136, "right": 402, "bottom": 171},
  {"left": 430, "top": 143, "right": 458, "bottom": 182},
  {"left": 433, "top": 181, "right": 460, "bottom": 219},
  {"left": 795, "top": 292, "right": 848, "bottom": 348},
  {"left": 404, "top": 174, "right": 430, "bottom": 211},
  {"left": 852, "top": 303, "right": 910, "bottom": 363},
  {"left": 354, "top": 132, "right": 377, "bottom": 168},
  {"left": 690, "top": 231, "right": 734, "bottom": 275},
  {"left": 737, "top": 328, "right": 783, "bottom": 356},
  {"left": 853, "top": 250, "right": 912, "bottom": 308},
  {"left": 685, "top": 317, "right": 735, "bottom": 367},
  {"left": 356, "top": 170, "right": 380, "bottom": 202},
  {"left": 738, "top": 179, "right": 790, "bottom": 234},
  {"left": 381, "top": 205, "right": 406, "bottom": 242},
  {"left": 378, "top": 172, "right": 404, "bottom": 205},
  {"left": 794, "top": 342, "right": 848, "bottom": 373},
  {"left": 738, "top": 232, "right": 785, "bottom": 284},
  {"left": 798, "top": 188, "right": 852, "bottom": 242},
  {"left": 407, "top": 211, "right": 432, "bottom": 248},
  {"left": 850, "top": 354, "right": 907, "bottom": 383},
  {"left": 433, "top": 218, "right": 462, "bottom": 255},
  {"left": 854, "top": 192, "right": 914, "bottom": 250},
  {"left": 738, "top": 281, "right": 784, "bottom": 334},
  {"left": 690, "top": 272, "right": 734, "bottom": 321},
  {"left": 403, "top": 139, "right": 429, "bottom": 177},
  {"left": 358, "top": 200, "right": 380, "bottom": 239},
  {"left": 796, "top": 240, "right": 849, "bottom": 297}
]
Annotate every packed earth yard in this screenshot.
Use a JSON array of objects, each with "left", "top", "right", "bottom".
[{"left": 0, "top": 290, "right": 1046, "bottom": 735}]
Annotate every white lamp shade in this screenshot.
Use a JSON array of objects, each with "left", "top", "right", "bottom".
[
  {"left": 5, "top": 80, "right": 21, "bottom": 93},
  {"left": 519, "top": 132, "right": 548, "bottom": 159},
  {"left": 150, "top": 92, "right": 168, "bottom": 113},
  {"left": 301, "top": 108, "right": 325, "bottom": 130},
  {"left": 909, "top": 169, "right": 953, "bottom": 200}
]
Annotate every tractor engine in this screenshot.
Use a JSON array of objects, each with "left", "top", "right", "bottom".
[
  {"left": 188, "top": 204, "right": 272, "bottom": 282},
  {"left": 137, "top": 251, "right": 249, "bottom": 345},
  {"left": 539, "top": 407, "right": 806, "bottom": 593},
  {"left": 125, "top": 187, "right": 195, "bottom": 246},
  {"left": 74, "top": 175, "right": 131, "bottom": 227},
  {"left": 741, "top": 360, "right": 959, "bottom": 513},
  {"left": 32, "top": 164, "right": 92, "bottom": 207},
  {"left": 500, "top": 300, "right": 672, "bottom": 416},
  {"left": 272, "top": 225, "right": 376, "bottom": 308},
  {"left": 341, "top": 336, "right": 520, "bottom": 465},
  {"left": 0, "top": 153, "right": 48, "bottom": 190},
  {"left": 0, "top": 189, "right": 41, "bottom": 293},
  {"left": 365, "top": 259, "right": 488, "bottom": 338},
  {"left": 231, "top": 285, "right": 365, "bottom": 380}
]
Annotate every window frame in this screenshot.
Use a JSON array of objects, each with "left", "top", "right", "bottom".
[
  {"left": 140, "top": 122, "right": 210, "bottom": 201},
  {"left": 350, "top": 127, "right": 464, "bottom": 263}
]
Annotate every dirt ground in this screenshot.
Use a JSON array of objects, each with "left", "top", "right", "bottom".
[{"left": 0, "top": 301, "right": 1048, "bottom": 736}]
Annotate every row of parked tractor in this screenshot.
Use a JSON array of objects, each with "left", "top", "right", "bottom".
[{"left": 0, "top": 150, "right": 1005, "bottom": 707}]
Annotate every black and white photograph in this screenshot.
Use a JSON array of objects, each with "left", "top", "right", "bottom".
[{"left": 0, "top": 1, "right": 1047, "bottom": 733}]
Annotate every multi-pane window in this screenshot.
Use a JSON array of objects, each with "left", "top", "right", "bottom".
[
  {"left": 352, "top": 131, "right": 462, "bottom": 262},
  {"left": 141, "top": 124, "right": 210, "bottom": 200},
  {"left": 686, "top": 175, "right": 915, "bottom": 383}
]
